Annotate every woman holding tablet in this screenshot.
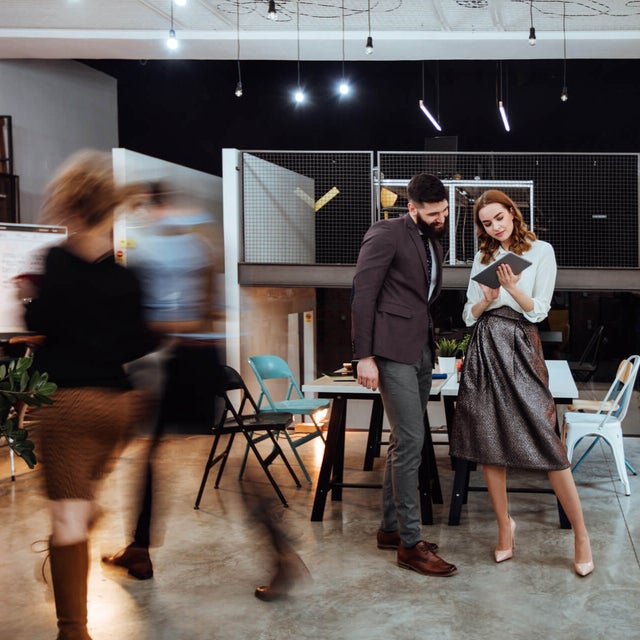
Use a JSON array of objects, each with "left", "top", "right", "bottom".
[{"left": 449, "top": 189, "right": 593, "bottom": 577}]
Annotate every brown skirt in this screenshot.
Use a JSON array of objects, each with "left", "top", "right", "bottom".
[
  {"left": 31, "top": 386, "right": 148, "bottom": 500},
  {"left": 449, "top": 306, "right": 569, "bottom": 471}
]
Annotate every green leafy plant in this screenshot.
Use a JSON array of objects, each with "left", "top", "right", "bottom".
[
  {"left": 457, "top": 333, "right": 471, "bottom": 356},
  {"left": 436, "top": 334, "right": 471, "bottom": 358},
  {"left": 0, "top": 356, "right": 56, "bottom": 469},
  {"left": 435, "top": 337, "right": 460, "bottom": 357}
]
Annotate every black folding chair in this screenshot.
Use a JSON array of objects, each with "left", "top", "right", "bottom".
[
  {"left": 194, "top": 365, "right": 301, "bottom": 508},
  {"left": 569, "top": 325, "right": 605, "bottom": 382}
]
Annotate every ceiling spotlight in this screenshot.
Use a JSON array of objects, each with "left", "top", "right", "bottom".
[
  {"left": 268, "top": 0, "right": 277, "bottom": 20},
  {"left": 365, "top": 0, "right": 373, "bottom": 54},
  {"left": 167, "top": 1, "right": 178, "bottom": 50},
  {"left": 235, "top": 1, "right": 242, "bottom": 98},
  {"left": 365, "top": 36, "right": 373, "bottom": 55},
  {"left": 294, "top": 89, "right": 305, "bottom": 104},
  {"left": 528, "top": 0, "right": 536, "bottom": 45},
  {"left": 561, "top": 2, "right": 568, "bottom": 103},
  {"left": 167, "top": 28, "right": 178, "bottom": 50}
]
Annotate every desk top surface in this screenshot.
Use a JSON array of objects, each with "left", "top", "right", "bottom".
[
  {"left": 441, "top": 359, "right": 578, "bottom": 400},
  {"left": 303, "top": 360, "right": 577, "bottom": 401},
  {"left": 302, "top": 372, "right": 451, "bottom": 396}
]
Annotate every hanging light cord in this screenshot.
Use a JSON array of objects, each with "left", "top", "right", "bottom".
[
  {"left": 341, "top": 0, "right": 345, "bottom": 78},
  {"left": 368, "top": 0, "right": 371, "bottom": 36},
  {"left": 562, "top": 2, "right": 567, "bottom": 88},
  {"left": 297, "top": 0, "right": 301, "bottom": 87},
  {"left": 530, "top": 0, "right": 534, "bottom": 29},
  {"left": 436, "top": 61, "right": 440, "bottom": 122},
  {"left": 236, "top": 1, "right": 242, "bottom": 83}
]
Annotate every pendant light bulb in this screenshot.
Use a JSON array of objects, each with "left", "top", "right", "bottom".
[
  {"left": 419, "top": 100, "right": 442, "bottom": 132},
  {"left": 528, "top": 27, "right": 536, "bottom": 45},
  {"left": 167, "top": 29, "right": 178, "bottom": 50},
  {"left": 498, "top": 100, "right": 510, "bottom": 132},
  {"left": 339, "top": 81, "right": 350, "bottom": 95},
  {"left": 365, "top": 36, "right": 373, "bottom": 55},
  {"left": 294, "top": 89, "right": 305, "bottom": 104},
  {"left": 268, "top": 0, "right": 277, "bottom": 20},
  {"left": 560, "top": 87, "right": 568, "bottom": 102},
  {"left": 235, "top": 81, "right": 243, "bottom": 98}
]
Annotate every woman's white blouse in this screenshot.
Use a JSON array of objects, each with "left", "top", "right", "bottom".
[{"left": 462, "top": 240, "right": 557, "bottom": 327}]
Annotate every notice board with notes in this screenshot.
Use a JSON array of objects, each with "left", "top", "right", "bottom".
[{"left": 0, "top": 223, "right": 66, "bottom": 333}]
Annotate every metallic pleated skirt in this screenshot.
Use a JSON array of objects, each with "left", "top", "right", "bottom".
[{"left": 449, "top": 306, "right": 569, "bottom": 471}]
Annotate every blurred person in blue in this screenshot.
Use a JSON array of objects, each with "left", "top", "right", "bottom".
[
  {"left": 102, "top": 181, "right": 223, "bottom": 580},
  {"left": 15, "top": 150, "right": 158, "bottom": 640}
]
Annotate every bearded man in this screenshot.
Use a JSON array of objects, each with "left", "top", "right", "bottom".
[{"left": 351, "top": 172, "right": 457, "bottom": 577}]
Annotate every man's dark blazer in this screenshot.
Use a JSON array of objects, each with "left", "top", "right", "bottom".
[{"left": 351, "top": 213, "right": 444, "bottom": 365}]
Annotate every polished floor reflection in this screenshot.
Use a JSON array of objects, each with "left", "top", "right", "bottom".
[{"left": 1, "top": 387, "right": 639, "bottom": 640}]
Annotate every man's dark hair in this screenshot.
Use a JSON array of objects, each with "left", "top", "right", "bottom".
[{"left": 406, "top": 173, "right": 447, "bottom": 204}]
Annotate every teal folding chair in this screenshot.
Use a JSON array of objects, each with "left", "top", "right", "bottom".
[{"left": 247, "top": 355, "right": 329, "bottom": 483}]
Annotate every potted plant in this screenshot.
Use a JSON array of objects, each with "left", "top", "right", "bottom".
[
  {"left": 435, "top": 337, "right": 460, "bottom": 374},
  {"left": 457, "top": 333, "right": 471, "bottom": 357},
  {"left": 0, "top": 355, "right": 56, "bottom": 470}
]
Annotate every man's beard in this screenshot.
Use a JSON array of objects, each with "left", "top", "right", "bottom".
[{"left": 417, "top": 217, "right": 447, "bottom": 240}]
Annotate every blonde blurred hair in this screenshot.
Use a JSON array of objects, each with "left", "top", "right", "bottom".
[
  {"left": 40, "top": 149, "right": 143, "bottom": 229},
  {"left": 473, "top": 189, "right": 536, "bottom": 265}
]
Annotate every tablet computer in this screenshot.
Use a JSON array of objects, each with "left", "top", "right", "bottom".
[{"left": 472, "top": 253, "right": 532, "bottom": 289}]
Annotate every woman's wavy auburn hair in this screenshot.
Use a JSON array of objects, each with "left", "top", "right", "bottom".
[
  {"left": 40, "top": 149, "right": 141, "bottom": 230},
  {"left": 473, "top": 189, "right": 536, "bottom": 265}
]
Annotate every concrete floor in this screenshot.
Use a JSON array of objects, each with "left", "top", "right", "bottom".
[{"left": 1, "top": 386, "right": 639, "bottom": 640}]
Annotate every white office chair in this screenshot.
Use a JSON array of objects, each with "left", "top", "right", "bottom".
[{"left": 563, "top": 355, "right": 640, "bottom": 496}]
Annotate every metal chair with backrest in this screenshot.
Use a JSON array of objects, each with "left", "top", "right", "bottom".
[
  {"left": 193, "top": 365, "right": 301, "bottom": 509},
  {"left": 568, "top": 325, "right": 605, "bottom": 382},
  {"left": 563, "top": 354, "right": 640, "bottom": 495},
  {"left": 248, "top": 355, "right": 329, "bottom": 484}
]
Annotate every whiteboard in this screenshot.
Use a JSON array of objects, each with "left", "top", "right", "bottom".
[{"left": 0, "top": 223, "right": 67, "bottom": 333}]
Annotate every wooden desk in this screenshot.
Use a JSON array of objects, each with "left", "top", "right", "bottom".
[
  {"left": 302, "top": 374, "right": 449, "bottom": 523},
  {"left": 444, "top": 360, "right": 578, "bottom": 528}
]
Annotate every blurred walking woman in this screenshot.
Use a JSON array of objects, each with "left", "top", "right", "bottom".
[
  {"left": 18, "top": 150, "right": 156, "bottom": 639},
  {"left": 449, "top": 189, "right": 593, "bottom": 577}
]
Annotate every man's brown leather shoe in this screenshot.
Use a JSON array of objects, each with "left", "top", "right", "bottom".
[
  {"left": 397, "top": 541, "right": 457, "bottom": 576},
  {"left": 377, "top": 529, "right": 438, "bottom": 552}
]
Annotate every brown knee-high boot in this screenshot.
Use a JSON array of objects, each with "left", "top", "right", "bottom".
[{"left": 50, "top": 540, "right": 93, "bottom": 640}]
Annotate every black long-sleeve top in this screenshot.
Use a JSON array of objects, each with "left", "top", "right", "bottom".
[{"left": 25, "top": 246, "right": 158, "bottom": 388}]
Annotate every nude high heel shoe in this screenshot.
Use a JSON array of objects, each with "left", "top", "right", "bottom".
[
  {"left": 494, "top": 517, "right": 516, "bottom": 563},
  {"left": 574, "top": 535, "right": 594, "bottom": 576},
  {"left": 574, "top": 561, "right": 594, "bottom": 577}
]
